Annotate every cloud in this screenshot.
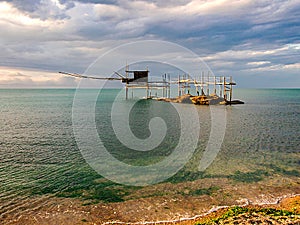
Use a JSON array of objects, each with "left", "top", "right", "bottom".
[
  {"left": 247, "top": 62, "right": 300, "bottom": 72},
  {"left": 0, "top": 0, "right": 299, "bottom": 87},
  {"left": 4, "top": 0, "right": 42, "bottom": 13},
  {"left": 247, "top": 61, "right": 271, "bottom": 66},
  {"left": 0, "top": 66, "right": 78, "bottom": 87},
  {"left": 3, "top": 0, "right": 72, "bottom": 20},
  {"left": 2, "top": 0, "right": 299, "bottom": 46},
  {"left": 283, "top": 63, "right": 300, "bottom": 69},
  {"left": 72, "top": 0, "right": 118, "bottom": 5}
]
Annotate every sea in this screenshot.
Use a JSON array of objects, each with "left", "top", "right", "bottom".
[{"left": 0, "top": 88, "right": 299, "bottom": 218}]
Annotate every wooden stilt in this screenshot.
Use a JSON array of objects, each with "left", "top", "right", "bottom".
[
  {"left": 214, "top": 76, "right": 217, "bottom": 95},
  {"left": 229, "top": 76, "right": 233, "bottom": 104},
  {"left": 207, "top": 71, "right": 210, "bottom": 96},
  {"left": 223, "top": 76, "right": 226, "bottom": 101}
]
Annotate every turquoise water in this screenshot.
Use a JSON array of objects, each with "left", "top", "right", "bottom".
[{"left": 0, "top": 88, "right": 299, "bottom": 217}]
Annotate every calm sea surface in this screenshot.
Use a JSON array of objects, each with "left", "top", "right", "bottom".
[{"left": 0, "top": 88, "right": 299, "bottom": 216}]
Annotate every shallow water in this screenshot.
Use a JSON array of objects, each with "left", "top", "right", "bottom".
[{"left": 0, "top": 88, "right": 299, "bottom": 218}]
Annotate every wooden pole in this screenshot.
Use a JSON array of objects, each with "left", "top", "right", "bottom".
[
  {"left": 207, "top": 71, "right": 209, "bottom": 96},
  {"left": 165, "top": 74, "right": 168, "bottom": 98},
  {"left": 188, "top": 74, "right": 190, "bottom": 95},
  {"left": 178, "top": 75, "right": 180, "bottom": 96},
  {"left": 223, "top": 76, "right": 226, "bottom": 101},
  {"left": 168, "top": 74, "right": 171, "bottom": 98},
  {"left": 195, "top": 79, "right": 199, "bottom": 96},
  {"left": 125, "top": 63, "right": 128, "bottom": 100},
  {"left": 183, "top": 74, "right": 186, "bottom": 95},
  {"left": 229, "top": 76, "right": 233, "bottom": 104},
  {"left": 146, "top": 80, "right": 149, "bottom": 99},
  {"left": 214, "top": 76, "right": 216, "bottom": 95},
  {"left": 162, "top": 74, "right": 164, "bottom": 98},
  {"left": 201, "top": 72, "right": 204, "bottom": 95},
  {"left": 219, "top": 77, "right": 222, "bottom": 97}
]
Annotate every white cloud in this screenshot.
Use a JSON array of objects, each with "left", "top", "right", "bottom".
[
  {"left": 287, "top": 44, "right": 300, "bottom": 50},
  {"left": 246, "top": 62, "right": 300, "bottom": 72},
  {"left": 202, "top": 46, "right": 290, "bottom": 61},
  {"left": 93, "top": 4, "right": 129, "bottom": 21},
  {"left": 283, "top": 63, "right": 300, "bottom": 69},
  {"left": 0, "top": 2, "right": 49, "bottom": 27},
  {"left": 0, "top": 1, "right": 73, "bottom": 44},
  {"left": 183, "top": 0, "right": 252, "bottom": 16},
  {"left": 0, "top": 66, "right": 78, "bottom": 87},
  {"left": 247, "top": 61, "right": 271, "bottom": 66}
]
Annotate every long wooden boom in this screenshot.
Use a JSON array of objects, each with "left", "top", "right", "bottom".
[{"left": 59, "top": 71, "right": 123, "bottom": 80}]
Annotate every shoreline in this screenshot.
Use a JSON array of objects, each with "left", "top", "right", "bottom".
[
  {"left": 3, "top": 176, "right": 300, "bottom": 225},
  {"left": 103, "top": 194, "right": 300, "bottom": 225},
  {"left": 4, "top": 194, "right": 299, "bottom": 225}
]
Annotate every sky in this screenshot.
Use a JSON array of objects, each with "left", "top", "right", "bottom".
[{"left": 0, "top": 0, "right": 299, "bottom": 88}]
